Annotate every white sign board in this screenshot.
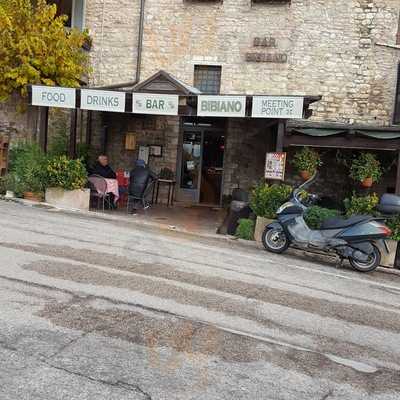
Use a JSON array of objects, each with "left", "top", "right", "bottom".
[
  {"left": 81, "top": 89, "right": 126, "bottom": 113},
  {"left": 252, "top": 96, "right": 304, "bottom": 119},
  {"left": 197, "top": 95, "right": 246, "bottom": 117},
  {"left": 132, "top": 93, "right": 179, "bottom": 116},
  {"left": 31, "top": 86, "right": 76, "bottom": 109},
  {"left": 265, "top": 152, "right": 287, "bottom": 180}
]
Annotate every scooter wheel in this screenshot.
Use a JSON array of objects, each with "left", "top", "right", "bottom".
[
  {"left": 262, "top": 228, "right": 290, "bottom": 254},
  {"left": 349, "top": 244, "right": 381, "bottom": 273}
]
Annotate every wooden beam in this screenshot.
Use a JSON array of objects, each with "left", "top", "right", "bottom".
[
  {"left": 38, "top": 107, "right": 48, "bottom": 152},
  {"left": 276, "top": 120, "right": 285, "bottom": 152},
  {"left": 69, "top": 109, "right": 78, "bottom": 158},
  {"left": 396, "top": 151, "right": 400, "bottom": 196},
  {"left": 283, "top": 134, "right": 400, "bottom": 151},
  {"left": 86, "top": 110, "right": 92, "bottom": 146}
]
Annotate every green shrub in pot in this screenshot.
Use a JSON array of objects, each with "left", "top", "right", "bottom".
[
  {"left": 235, "top": 219, "right": 255, "bottom": 241},
  {"left": 292, "top": 147, "right": 322, "bottom": 179},
  {"left": 349, "top": 152, "right": 382, "bottom": 187},
  {"left": 304, "top": 206, "right": 340, "bottom": 229},
  {"left": 386, "top": 215, "right": 400, "bottom": 242},
  {"left": 343, "top": 192, "right": 379, "bottom": 217},
  {"left": 46, "top": 156, "right": 87, "bottom": 190},
  {"left": 250, "top": 183, "right": 292, "bottom": 219},
  {"left": 8, "top": 142, "right": 48, "bottom": 196}
]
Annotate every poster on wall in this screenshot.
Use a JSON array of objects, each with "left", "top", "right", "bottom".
[
  {"left": 138, "top": 146, "right": 150, "bottom": 164},
  {"left": 265, "top": 152, "right": 287, "bottom": 180}
]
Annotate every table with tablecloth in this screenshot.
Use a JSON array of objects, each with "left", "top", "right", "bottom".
[{"left": 104, "top": 178, "right": 119, "bottom": 204}]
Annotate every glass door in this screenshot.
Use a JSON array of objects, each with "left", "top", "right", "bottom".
[{"left": 179, "top": 131, "right": 203, "bottom": 202}]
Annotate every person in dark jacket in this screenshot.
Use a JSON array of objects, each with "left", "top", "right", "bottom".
[
  {"left": 90, "top": 155, "right": 116, "bottom": 179},
  {"left": 128, "top": 159, "right": 158, "bottom": 213}
]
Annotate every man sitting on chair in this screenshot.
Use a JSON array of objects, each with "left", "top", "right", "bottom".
[
  {"left": 128, "top": 159, "right": 158, "bottom": 213},
  {"left": 90, "top": 155, "right": 116, "bottom": 179}
]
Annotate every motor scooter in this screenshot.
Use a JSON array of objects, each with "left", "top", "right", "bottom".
[{"left": 262, "top": 174, "right": 392, "bottom": 272}]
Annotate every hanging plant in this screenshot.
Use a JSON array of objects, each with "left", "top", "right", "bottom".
[
  {"left": 292, "top": 147, "right": 322, "bottom": 180},
  {"left": 349, "top": 153, "right": 382, "bottom": 188}
]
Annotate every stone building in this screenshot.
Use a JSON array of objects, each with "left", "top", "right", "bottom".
[{"left": 5, "top": 0, "right": 400, "bottom": 205}]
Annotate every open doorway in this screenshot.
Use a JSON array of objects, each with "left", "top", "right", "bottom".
[
  {"left": 178, "top": 121, "right": 225, "bottom": 206},
  {"left": 200, "top": 132, "right": 224, "bottom": 204}
]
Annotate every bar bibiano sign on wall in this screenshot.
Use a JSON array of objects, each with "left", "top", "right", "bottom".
[
  {"left": 197, "top": 95, "right": 246, "bottom": 117},
  {"left": 265, "top": 152, "right": 287, "bottom": 180},
  {"left": 132, "top": 93, "right": 179, "bottom": 115}
]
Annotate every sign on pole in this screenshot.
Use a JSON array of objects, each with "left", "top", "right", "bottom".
[
  {"left": 132, "top": 93, "right": 179, "bottom": 115},
  {"left": 197, "top": 95, "right": 246, "bottom": 117},
  {"left": 31, "top": 85, "right": 76, "bottom": 109},
  {"left": 265, "top": 152, "right": 287, "bottom": 180},
  {"left": 252, "top": 96, "right": 304, "bottom": 119}
]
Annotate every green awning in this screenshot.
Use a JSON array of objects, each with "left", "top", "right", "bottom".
[
  {"left": 292, "top": 128, "right": 346, "bottom": 137},
  {"left": 356, "top": 130, "right": 400, "bottom": 140}
]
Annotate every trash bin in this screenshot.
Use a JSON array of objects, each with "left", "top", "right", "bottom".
[
  {"left": 377, "top": 194, "right": 400, "bottom": 215},
  {"left": 226, "top": 200, "right": 252, "bottom": 235}
]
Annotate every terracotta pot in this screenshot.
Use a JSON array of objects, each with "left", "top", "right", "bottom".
[
  {"left": 361, "top": 177, "right": 373, "bottom": 188},
  {"left": 23, "top": 192, "right": 42, "bottom": 202},
  {"left": 300, "top": 170, "right": 311, "bottom": 180}
]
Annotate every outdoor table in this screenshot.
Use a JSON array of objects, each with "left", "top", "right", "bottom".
[
  {"left": 153, "top": 179, "right": 176, "bottom": 207},
  {"left": 104, "top": 178, "right": 119, "bottom": 204}
]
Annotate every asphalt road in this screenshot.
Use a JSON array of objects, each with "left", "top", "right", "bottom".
[{"left": 1, "top": 201, "right": 400, "bottom": 400}]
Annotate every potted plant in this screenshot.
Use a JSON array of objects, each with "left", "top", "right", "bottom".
[
  {"left": 343, "top": 192, "right": 379, "bottom": 217},
  {"left": 349, "top": 152, "right": 382, "bottom": 188},
  {"left": 45, "top": 156, "right": 89, "bottom": 210},
  {"left": 383, "top": 215, "right": 400, "bottom": 268},
  {"left": 292, "top": 147, "right": 322, "bottom": 180},
  {"left": 250, "top": 183, "right": 292, "bottom": 242},
  {"left": 8, "top": 142, "right": 47, "bottom": 202}
]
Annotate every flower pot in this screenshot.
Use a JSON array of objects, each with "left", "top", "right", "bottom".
[
  {"left": 45, "top": 187, "right": 90, "bottom": 211},
  {"left": 300, "top": 170, "right": 311, "bottom": 181},
  {"left": 23, "top": 192, "right": 42, "bottom": 202},
  {"left": 378, "top": 239, "right": 399, "bottom": 268},
  {"left": 361, "top": 177, "right": 373, "bottom": 188},
  {"left": 254, "top": 216, "right": 275, "bottom": 242}
]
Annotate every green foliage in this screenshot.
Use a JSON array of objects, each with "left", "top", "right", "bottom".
[
  {"left": 48, "top": 130, "right": 68, "bottom": 157},
  {"left": 8, "top": 141, "right": 47, "bottom": 194},
  {"left": 349, "top": 153, "right": 383, "bottom": 183},
  {"left": 292, "top": 147, "right": 322, "bottom": 174},
  {"left": 386, "top": 215, "right": 400, "bottom": 242},
  {"left": 0, "top": 172, "right": 17, "bottom": 193},
  {"left": 235, "top": 219, "right": 255, "bottom": 241},
  {"left": 304, "top": 206, "right": 339, "bottom": 229},
  {"left": 0, "top": 0, "right": 89, "bottom": 101},
  {"left": 47, "top": 155, "right": 87, "bottom": 190},
  {"left": 344, "top": 192, "right": 379, "bottom": 217},
  {"left": 250, "top": 183, "right": 292, "bottom": 219}
]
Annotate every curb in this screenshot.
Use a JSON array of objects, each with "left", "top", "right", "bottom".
[{"left": 1, "top": 196, "right": 399, "bottom": 276}]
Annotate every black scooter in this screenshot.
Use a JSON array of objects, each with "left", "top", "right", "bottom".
[{"left": 262, "top": 174, "right": 392, "bottom": 272}]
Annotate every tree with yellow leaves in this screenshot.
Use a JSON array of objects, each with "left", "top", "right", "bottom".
[{"left": 0, "top": 0, "right": 89, "bottom": 102}]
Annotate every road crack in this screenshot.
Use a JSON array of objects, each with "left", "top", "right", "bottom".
[{"left": 43, "top": 361, "right": 152, "bottom": 399}]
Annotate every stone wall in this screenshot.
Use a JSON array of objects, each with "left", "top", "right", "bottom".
[
  {"left": 0, "top": 95, "right": 39, "bottom": 142},
  {"left": 85, "top": 0, "right": 141, "bottom": 86},
  {"left": 85, "top": 0, "right": 400, "bottom": 126},
  {"left": 223, "top": 118, "right": 276, "bottom": 197},
  {"left": 100, "top": 113, "right": 180, "bottom": 173}
]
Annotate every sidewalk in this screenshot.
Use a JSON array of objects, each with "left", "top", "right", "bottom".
[{"left": 2, "top": 196, "right": 399, "bottom": 276}]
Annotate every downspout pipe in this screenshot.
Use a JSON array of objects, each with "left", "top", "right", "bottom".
[{"left": 93, "top": 0, "right": 145, "bottom": 90}]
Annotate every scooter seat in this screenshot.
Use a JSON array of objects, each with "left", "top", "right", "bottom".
[{"left": 321, "top": 215, "right": 372, "bottom": 230}]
